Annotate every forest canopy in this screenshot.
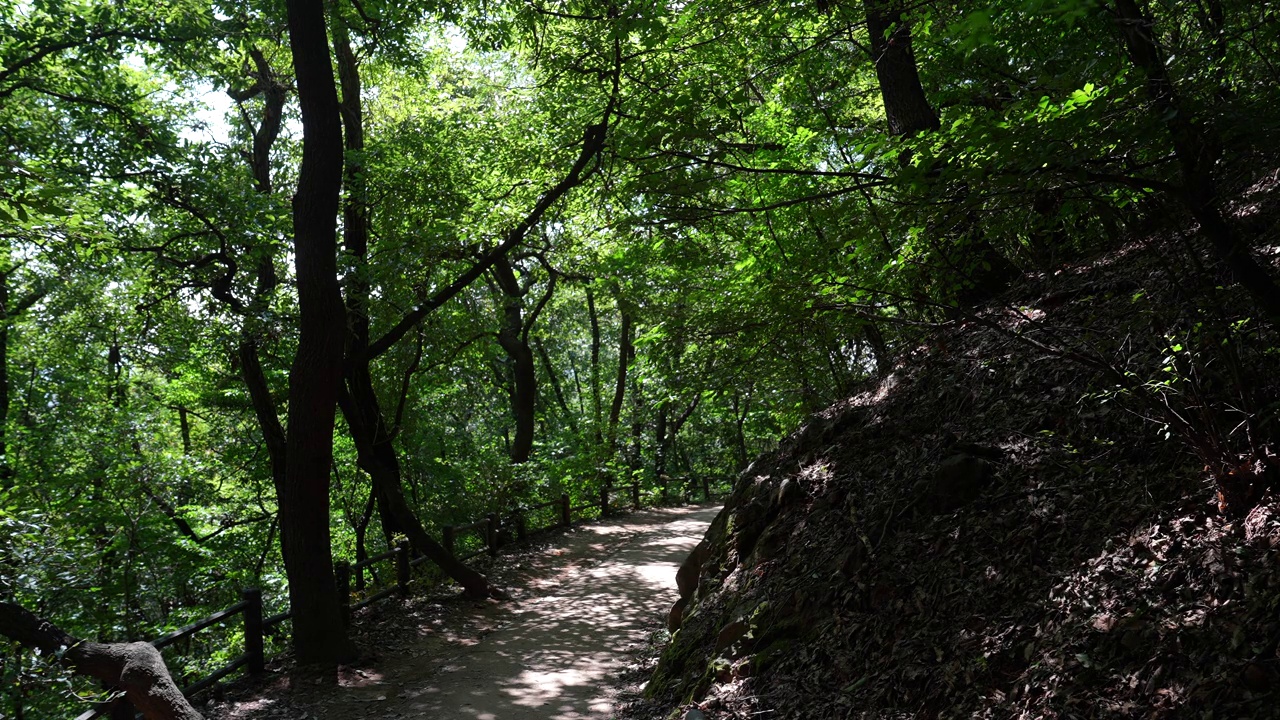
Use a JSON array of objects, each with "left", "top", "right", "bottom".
[{"left": 3, "top": 0, "right": 1279, "bottom": 715}]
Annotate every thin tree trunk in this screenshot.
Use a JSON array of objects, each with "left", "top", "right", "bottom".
[
  {"left": 280, "top": 0, "right": 356, "bottom": 667},
  {"left": 586, "top": 286, "right": 603, "bottom": 444},
  {"left": 493, "top": 257, "right": 536, "bottom": 463},
  {"left": 535, "top": 338, "right": 577, "bottom": 434},
  {"left": 732, "top": 391, "right": 749, "bottom": 471},
  {"left": 0, "top": 269, "right": 9, "bottom": 489},
  {"left": 655, "top": 401, "right": 669, "bottom": 479},
  {"left": 353, "top": 484, "right": 374, "bottom": 590},
  {"left": 237, "top": 341, "right": 288, "bottom": 500},
  {"left": 628, "top": 345, "right": 643, "bottom": 470},
  {"left": 220, "top": 46, "right": 289, "bottom": 513},
  {"left": 338, "top": 383, "right": 492, "bottom": 597},
  {"left": 177, "top": 407, "right": 191, "bottom": 455},
  {"left": 1111, "top": 0, "right": 1280, "bottom": 323},
  {"left": 607, "top": 307, "right": 632, "bottom": 451},
  {"left": 330, "top": 21, "right": 494, "bottom": 598}
]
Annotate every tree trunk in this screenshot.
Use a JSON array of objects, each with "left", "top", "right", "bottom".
[
  {"left": 237, "top": 340, "right": 288, "bottom": 497},
  {"left": 330, "top": 21, "right": 493, "bottom": 599},
  {"left": 731, "top": 391, "right": 749, "bottom": 471},
  {"left": 586, "top": 286, "right": 603, "bottom": 445},
  {"left": 215, "top": 45, "right": 289, "bottom": 530},
  {"left": 607, "top": 307, "right": 632, "bottom": 451},
  {"left": 280, "top": 0, "right": 356, "bottom": 667},
  {"left": 864, "top": 321, "right": 893, "bottom": 377},
  {"left": 492, "top": 257, "right": 536, "bottom": 463},
  {"left": 863, "top": 0, "right": 1018, "bottom": 299},
  {"left": 0, "top": 603, "right": 201, "bottom": 720},
  {"left": 0, "top": 268, "right": 10, "bottom": 489},
  {"left": 337, "top": 382, "right": 492, "bottom": 598},
  {"left": 655, "top": 401, "right": 669, "bottom": 479},
  {"left": 535, "top": 338, "right": 578, "bottom": 434},
  {"left": 628, "top": 345, "right": 643, "bottom": 471},
  {"left": 863, "top": 0, "right": 939, "bottom": 136},
  {"left": 1111, "top": 0, "right": 1280, "bottom": 323}
]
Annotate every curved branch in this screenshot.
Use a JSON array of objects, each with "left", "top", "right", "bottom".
[{"left": 0, "top": 603, "right": 202, "bottom": 720}]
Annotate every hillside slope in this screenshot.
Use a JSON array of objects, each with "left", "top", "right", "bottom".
[{"left": 642, "top": 175, "right": 1280, "bottom": 718}]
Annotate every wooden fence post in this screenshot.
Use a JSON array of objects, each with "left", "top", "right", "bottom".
[
  {"left": 443, "top": 525, "right": 455, "bottom": 554},
  {"left": 487, "top": 513, "right": 499, "bottom": 556},
  {"left": 632, "top": 482, "right": 640, "bottom": 510},
  {"left": 335, "top": 561, "right": 351, "bottom": 626},
  {"left": 396, "top": 539, "right": 411, "bottom": 596},
  {"left": 515, "top": 509, "right": 527, "bottom": 542},
  {"left": 242, "top": 587, "right": 265, "bottom": 675},
  {"left": 600, "top": 486, "right": 610, "bottom": 518},
  {"left": 561, "top": 493, "right": 571, "bottom": 527},
  {"left": 703, "top": 476, "right": 711, "bottom": 500}
]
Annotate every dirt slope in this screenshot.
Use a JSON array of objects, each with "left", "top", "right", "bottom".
[{"left": 641, "top": 179, "right": 1280, "bottom": 718}]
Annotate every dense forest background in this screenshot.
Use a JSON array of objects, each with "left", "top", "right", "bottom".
[{"left": 3, "top": 0, "right": 1280, "bottom": 715}]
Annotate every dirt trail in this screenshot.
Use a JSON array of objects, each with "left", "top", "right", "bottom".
[{"left": 217, "top": 504, "right": 718, "bottom": 720}]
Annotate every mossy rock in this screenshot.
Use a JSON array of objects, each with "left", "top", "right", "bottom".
[{"left": 752, "top": 638, "right": 798, "bottom": 674}]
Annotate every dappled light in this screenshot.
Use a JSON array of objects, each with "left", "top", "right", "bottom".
[{"left": 289, "top": 506, "right": 719, "bottom": 719}]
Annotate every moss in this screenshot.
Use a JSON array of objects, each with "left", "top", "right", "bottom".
[{"left": 752, "top": 638, "right": 797, "bottom": 674}]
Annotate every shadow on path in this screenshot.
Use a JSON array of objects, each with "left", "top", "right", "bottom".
[{"left": 314, "top": 505, "right": 720, "bottom": 720}]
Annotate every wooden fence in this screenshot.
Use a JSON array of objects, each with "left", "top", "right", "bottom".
[{"left": 76, "top": 477, "right": 722, "bottom": 719}]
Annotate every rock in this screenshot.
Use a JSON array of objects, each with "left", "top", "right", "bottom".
[
  {"left": 676, "top": 541, "right": 709, "bottom": 598},
  {"left": 684, "top": 709, "right": 708, "bottom": 720},
  {"left": 1244, "top": 501, "right": 1280, "bottom": 547},
  {"left": 668, "top": 597, "right": 688, "bottom": 632},
  {"left": 924, "top": 453, "right": 994, "bottom": 514},
  {"left": 749, "top": 521, "right": 789, "bottom": 564},
  {"left": 733, "top": 500, "right": 772, "bottom": 558},
  {"left": 1241, "top": 661, "right": 1275, "bottom": 692},
  {"left": 715, "top": 619, "right": 749, "bottom": 653},
  {"left": 776, "top": 477, "right": 804, "bottom": 508}
]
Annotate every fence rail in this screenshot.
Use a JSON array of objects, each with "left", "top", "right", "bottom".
[{"left": 79, "top": 476, "right": 727, "bottom": 719}]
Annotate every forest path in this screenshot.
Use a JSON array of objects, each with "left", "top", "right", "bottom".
[{"left": 216, "top": 504, "right": 719, "bottom": 720}]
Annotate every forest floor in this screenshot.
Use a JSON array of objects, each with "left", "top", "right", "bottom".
[{"left": 202, "top": 504, "right": 719, "bottom": 720}]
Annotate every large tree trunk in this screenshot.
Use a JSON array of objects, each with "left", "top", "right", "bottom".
[
  {"left": 862, "top": 0, "right": 1017, "bottom": 300},
  {"left": 863, "top": 0, "right": 938, "bottom": 136},
  {"left": 1111, "top": 0, "right": 1280, "bottom": 323},
  {"left": 280, "top": 0, "right": 356, "bottom": 667},
  {"left": 0, "top": 603, "right": 201, "bottom": 720}
]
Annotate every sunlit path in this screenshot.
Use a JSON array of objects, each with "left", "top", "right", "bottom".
[{"left": 307, "top": 505, "right": 719, "bottom": 720}]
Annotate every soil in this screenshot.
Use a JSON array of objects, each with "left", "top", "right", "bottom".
[{"left": 203, "top": 504, "right": 719, "bottom": 720}]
